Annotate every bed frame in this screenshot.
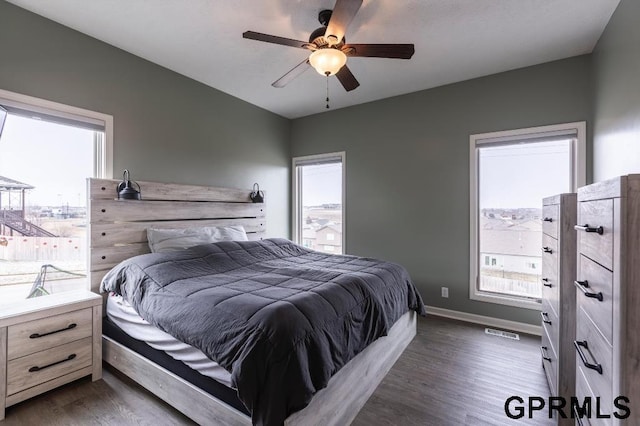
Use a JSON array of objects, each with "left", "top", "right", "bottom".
[{"left": 88, "top": 177, "right": 416, "bottom": 425}]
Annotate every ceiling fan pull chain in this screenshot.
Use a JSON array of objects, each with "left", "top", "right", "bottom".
[{"left": 326, "top": 74, "right": 330, "bottom": 109}]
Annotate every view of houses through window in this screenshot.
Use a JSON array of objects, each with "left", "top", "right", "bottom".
[
  {"left": 0, "top": 111, "right": 101, "bottom": 301},
  {"left": 477, "top": 139, "right": 573, "bottom": 300},
  {"left": 294, "top": 153, "right": 344, "bottom": 255}
]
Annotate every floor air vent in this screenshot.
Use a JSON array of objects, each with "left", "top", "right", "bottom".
[{"left": 485, "top": 328, "right": 520, "bottom": 340}]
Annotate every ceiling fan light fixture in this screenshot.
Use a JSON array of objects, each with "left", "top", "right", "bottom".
[{"left": 309, "top": 48, "right": 347, "bottom": 76}]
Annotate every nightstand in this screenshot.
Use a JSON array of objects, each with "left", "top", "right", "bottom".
[{"left": 0, "top": 290, "right": 102, "bottom": 420}]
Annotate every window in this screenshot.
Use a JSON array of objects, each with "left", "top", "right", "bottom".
[
  {"left": 292, "top": 152, "right": 345, "bottom": 254},
  {"left": 470, "top": 122, "right": 585, "bottom": 309},
  {"left": 0, "top": 89, "right": 113, "bottom": 302}
]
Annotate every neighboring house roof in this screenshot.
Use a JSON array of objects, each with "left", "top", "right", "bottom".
[
  {"left": 302, "top": 228, "right": 316, "bottom": 239},
  {"left": 317, "top": 224, "right": 341, "bottom": 234},
  {"left": 519, "top": 219, "right": 542, "bottom": 232},
  {"left": 481, "top": 216, "right": 541, "bottom": 232},
  {"left": 0, "top": 176, "right": 34, "bottom": 191},
  {"left": 480, "top": 217, "right": 542, "bottom": 257}
]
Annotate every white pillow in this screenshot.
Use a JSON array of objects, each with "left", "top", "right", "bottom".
[{"left": 147, "top": 225, "right": 248, "bottom": 253}]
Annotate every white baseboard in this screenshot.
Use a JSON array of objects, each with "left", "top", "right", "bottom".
[{"left": 425, "top": 305, "right": 542, "bottom": 336}]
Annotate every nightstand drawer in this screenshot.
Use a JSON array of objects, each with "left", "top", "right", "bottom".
[
  {"left": 542, "top": 204, "right": 559, "bottom": 239},
  {"left": 7, "top": 308, "right": 92, "bottom": 360},
  {"left": 7, "top": 336, "right": 93, "bottom": 396},
  {"left": 577, "top": 199, "right": 613, "bottom": 271}
]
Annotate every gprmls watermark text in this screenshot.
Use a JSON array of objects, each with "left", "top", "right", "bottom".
[{"left": 504, "top": 396, "right": 630, "bottom": 420}]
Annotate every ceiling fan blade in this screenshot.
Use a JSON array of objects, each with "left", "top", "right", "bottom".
[
  {"left": 272, "top": 59, "right": 311, "bottom": 88},
  {"left": 335, "top": 65, "right": 360, "bottom": 92},
  {"left": 243, "top": 31, "right": 309, "bottom": 49},
  {"left": 325, "top": 0, "right": 363, "bottom": 45},
  {"left": 344, "top": 44, "right": 415, "bottom": 59}
]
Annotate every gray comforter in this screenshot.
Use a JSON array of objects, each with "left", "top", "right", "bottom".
[{"left": 101, "top": 238, "right": 425, "bottom": 425}]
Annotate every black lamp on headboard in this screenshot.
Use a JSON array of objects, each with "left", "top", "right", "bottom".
[
  {"left": 117, "top": 169, "right": 142, "bottom": 200},
  {"left": 249, "top": 183, "right": 264, "bottom": 203}
]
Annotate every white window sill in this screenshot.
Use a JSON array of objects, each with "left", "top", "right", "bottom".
[{"left": 470, "top": 291, "right": 542, "bottom": 310}]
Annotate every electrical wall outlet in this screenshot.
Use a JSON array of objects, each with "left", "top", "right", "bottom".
[{"left": 441, "top": 287, "right": 449, "bottom": 298}]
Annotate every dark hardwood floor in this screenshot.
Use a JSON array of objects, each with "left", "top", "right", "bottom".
[
  {"left": 2, "top": 316, "right": 554, "bottom": 425},
  {"left": 352, "top": 316, "right": 554, "bottom": 426}
]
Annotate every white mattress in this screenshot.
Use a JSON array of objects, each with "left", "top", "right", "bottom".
[{"left": 106, "top": 293, "right": 233, "bottom": 388}]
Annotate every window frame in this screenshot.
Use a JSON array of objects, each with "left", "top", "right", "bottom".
[
  {"left": 0, "top": 89, "right": 113, "bottom": 293},
  {"left": 0, "top": 89, "right": 113, "bottom": 179},
  {"left": 469, "top": 122, "right": 586, "bottom": 309},
  {"left": 292, "top": 151, "right": 346, "bottom": 253}
]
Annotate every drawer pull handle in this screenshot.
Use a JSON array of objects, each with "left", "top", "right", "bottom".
[
  {"left": 574, "top": 340, "right": 603, "bottom": 374},
  {"left": 29, "top": 323, "right": 77, "bottom": 339},
  {"left": 543, "top": 217, "right": 553, "bottom": 222},
  {"left": 542, "top": 246, "right": 553, "bottom": 254},
  {"left": 542, "top": 278, "right": 552, "bottom": 288},
  {"left": 541, "top": 312, "right": 552, "bottom": 325},
  {"left": 540, "top": 346, "right": 551, "bottom": 362},
  {"left": 28, "top": 354, "right": 76, "bottom": 373},
  {"left": 574, "top": 224, "right": 604, "bottom": 235},
  {"left": 574, "top": 280, "right": 603, "bottom": 301}
]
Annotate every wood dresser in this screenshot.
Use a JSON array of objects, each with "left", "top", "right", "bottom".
[
  {"left": 0, "top": 290, "right": 102, "bottom": 420},
  {"left": 541, "top": 193, "right": 577, "bottom": 421},
  {"left": 574, "top": 174, "right": 640, "bottom": 425}
]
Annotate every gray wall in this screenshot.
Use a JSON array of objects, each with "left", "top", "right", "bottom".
[
  {"left": 292, "top": 56, "right": 592, "bottom": 325},
  {"left": 3, "top": 0, "right": 619, "bottom": 325},
  {"left": 0, "top": 1, "right": 291, "bottom": 237},
  {"left": 592, "top": 0, "right": 640, "bottom": 181}
]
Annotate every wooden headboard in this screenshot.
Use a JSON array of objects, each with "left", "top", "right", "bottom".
[{"left": 87, "top": 178, "right": 266, "bottom": 294}]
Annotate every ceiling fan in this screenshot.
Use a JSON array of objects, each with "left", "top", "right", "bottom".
[{"left": 243, "top": 0, "right": 415, "bottom": 92}]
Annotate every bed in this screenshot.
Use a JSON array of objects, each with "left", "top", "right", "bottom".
[{"left": 88, "top": 177, "right": 424, "bottom": 425}]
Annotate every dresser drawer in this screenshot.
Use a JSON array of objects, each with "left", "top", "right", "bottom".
[
  {"left": 575, "top": 308, "right": 612, "bottom": 417},
  {"left": 541, "top": 298, "right": 558, "bottom": 355},
  {"left": 542, "top": 234, "right": 559, "bottom": 316},
  {"left": 541, "top": 324, "right": 558, "bottom": 395},
  {"left": 542, "top": 204, "right": 559, "bottom": 239},
  {"left": 7, "top": 336, "right": 93, "bottom": 396},
  {"left": 575, "top": 367, "right": 595, "bottom": 426},
  {"left": 542, "top": 233, "right": 559, "bottom": 262},
  {"left": 576, "top": 368, "right": 611, "bottom": 426},
  {"left": 577, "top": 199, "right": 613, "bottom": 271},
  {"left": 576, "top": 255, "right": 613, "bottom": 346},
  {"left": 541, "top": 275, "right": 559, "bottom": 319},
  {"left": 7, "top": 308, "right": 93, "bottom": 360}
]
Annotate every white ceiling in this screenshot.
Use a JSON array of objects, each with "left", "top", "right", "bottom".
[{"left": 8, "top": 0, "right": 619, "bottom": 119}]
